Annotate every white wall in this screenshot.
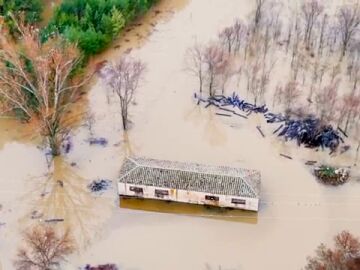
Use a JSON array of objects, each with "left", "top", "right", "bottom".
[{"left": 118, "top": 182, "right": 259, "bottom": 211}]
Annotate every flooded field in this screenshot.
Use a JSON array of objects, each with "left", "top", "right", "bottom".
[{"left": 1, "top": 0, "right": 360, "bottom": 269}]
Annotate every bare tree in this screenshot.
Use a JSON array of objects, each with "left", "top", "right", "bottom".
[
  {"left": 301, "top": 0, "right": 324, "bottom": 50},
  {"left": 14, "top": 226, "right": 75, "bottom": 270},
  {"left": 218, "top": 62, "right": 233, "bottom": 95},
  {"left": 318, "top": 13, "right": 328, "bottom": 55},
  {"left": 315, "top": 81, "right": 339, "bottom": 123},
  {"left": 253, "top": 0, "right": 267, "bottom": 33},
  {"left": 309, "top": 59, "right": 320, "bottom": 100},
  {"left": 340, "top": 93, "right": 360, "bottom": 133},
  {"left": 278, "top": 81, "right": 301, "bottom": 114},
  {"left": 218, "top": 26, "right": 235, "bottom": 54},
  {"left": 233, "top": 19, "right": 247, "bottom": 54},
  {"left": 337, "top": 3, "right": 360, "bottom": 57},
  {"left": 0, "top": 17, "right": 91, "bottom": 156},
  {"left": 244, "top": 57, "right": 261, "bottom": 104},
  {"left": 353, "top": 112, "right": 360, "bottom": 166},
  {"left": 203, "top": 44, "right": 229, "bottom": 97},
  {"left": 305, "top": 231, "right": 360, "bottom": 270},
  {"left": 291, "top": 14, "right": 302, "bottom": 68},
  {"left": 101, "top": 56, "right": 146, "bottom": 130},
  {"left": 349, "top": 61, "right": 360, "bottom": 95},
  {"left": 185, "top": 43, "right": 205, "bottom": 93},
  {"left": 262, "top": 20, "right": 272, "bottom": 61},
  {"left": 285, "top": 19, "right": 293, "bottom": 54}
]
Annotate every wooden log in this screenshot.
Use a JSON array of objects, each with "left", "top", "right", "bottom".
[
  {"left": 233, "top": 112, "right": 248, "bottom": 119},
  {"left": 305, "top": 160, "right": 317, "bottom": 165},
  {"left": 340, "top": 145, "right": 350, "bottom": 154},
  {"left": 218, "top": 107, "right": 235, "bottom": 113},
  {"left": 44, "top": 218, "right": 64, "bottom": 223},
  {"left": 216, "top": 113, "right": 232, "bottom": 117},
  {"left": 280, "top": 153, "right": 292, "bottom": 160},
  {"left": 256, "top": 126, "right": 265, "bottom": 138},
  {"left": 205, "top": 102, "right": 213, "bottom": 108},
  {"left": 337, "top": 127, "right": 348, "bottom": 138},
  {"left": 273, "top": 124, "right": 283, "bottom": 134}
]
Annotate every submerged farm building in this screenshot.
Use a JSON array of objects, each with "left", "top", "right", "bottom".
[{"left": 118, "top": 157, "right": 261, "bottom": 211}]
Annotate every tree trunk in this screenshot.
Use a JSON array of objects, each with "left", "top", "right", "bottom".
[
  {"left": 344, "top": 110, "right": 352, "bottom": 133},
  {"left": 49, "top": 134, "right": 61, "bottom": 156},
  {"left": 120, "top": 99, "right": 128, "bottom": 130},
  {"left": 355, "top": 141, "right": 360, "bottom": 166},
  {"left": 209, "top": 75, "right": 214, "bottom": 97},
  {"left": 122, "top": 113, "right": 127, "bottom": 130}
]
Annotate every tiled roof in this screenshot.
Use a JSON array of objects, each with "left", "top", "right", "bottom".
[{"left": 119, "top": 157, "right": 260, "bottom": 198}]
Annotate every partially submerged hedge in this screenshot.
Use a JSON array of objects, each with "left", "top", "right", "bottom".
[{"left": 314, "top": 166, "right": 350, "bottom": 186}]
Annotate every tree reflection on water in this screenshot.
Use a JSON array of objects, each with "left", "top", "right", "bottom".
[{"left": 22, "top": 157, "right": 114, "bottom": 249}]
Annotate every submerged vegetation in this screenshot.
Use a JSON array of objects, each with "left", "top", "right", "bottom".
[
  {"left": 41, "top": 0, "right": 157, "bottom": 57},
  {"left": 100, "top": 56, "right": 146, "bottom": 130},
  {"left": 305, "top": 231, "right": 360, "bottom": 270}
]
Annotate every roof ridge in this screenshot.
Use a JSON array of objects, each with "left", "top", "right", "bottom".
[
  {"left": 132, "top": 157, "right": 255, "bottom": 177},
  {"left": 135, "top": 163, "right": 257, "bottom": 197}
]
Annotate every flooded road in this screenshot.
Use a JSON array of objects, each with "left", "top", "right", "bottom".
[{"left": 0, "top": 0, "right": 360, "bottom": 269}]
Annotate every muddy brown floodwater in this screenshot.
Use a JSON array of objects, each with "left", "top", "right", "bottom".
[{"left": 0, "top": 0, "right": 360, "bottom": 269}]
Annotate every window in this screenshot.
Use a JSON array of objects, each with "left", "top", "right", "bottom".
[
  {"left": 155, "top": 189, "right": 169, "bottom": 197},
  {"left": 205, "top": 195, "right": 219, "bottom": 201},
  {"left": 129, "top": 186, "right": 143, "bottom": 194},
  {"left": 231, "top": 198, "right": 246, "bottom": 205}
]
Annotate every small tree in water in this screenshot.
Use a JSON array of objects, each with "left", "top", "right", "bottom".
[
  {"left": 101, "top": 56, "right": 146, "bottom": 130},
  {"left": 0, "top": 17, "right": 91, "bottom": 156},
  {"left": 14, "top": 226, "right": 75, "bottom": 270},
  {"left": 305, "top": 231, "right": 360, "bottom": 270}
]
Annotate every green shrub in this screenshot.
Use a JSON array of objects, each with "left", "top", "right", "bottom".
[
  {"left": 41, "top": 0, "right": 157, "bottom": 57},
  {"left": 0, "top": 0, "right": 43, "bottom": 27}
]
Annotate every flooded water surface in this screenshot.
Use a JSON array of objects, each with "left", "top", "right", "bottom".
[{"left": 1, "top": 0, "right": 360, "bottom": 269}]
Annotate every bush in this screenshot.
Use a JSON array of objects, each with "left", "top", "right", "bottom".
[
  {"left": 314, "top": 165, "right": 350, "bottom": 186},
  {"left": 41, "top": 0, "right": 157, "bottom": 57}
]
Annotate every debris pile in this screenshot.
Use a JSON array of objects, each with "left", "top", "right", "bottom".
[
  {"left": 195, "top": 92, "right": 268, "bottom": 115},
  {"left": 89, "top": 137, "right": 108, "bottom": 146},
  {"left": 195, "top": 92, "right": 345, "bottom": 151},
  {"left": 88, "top": 179, "right": 112, "bottom": 193},
  {"left": 314, "top": 166, "right": 350, "bottom": 185},
  {"left": 274, "top": 118, "right": 343, "bottom": 151},
  {"left": 30, "top": 210, "right": 43, "bottom": 219},
  {"left": 61, "top": 137, "right": 72, "bottom": 154}
]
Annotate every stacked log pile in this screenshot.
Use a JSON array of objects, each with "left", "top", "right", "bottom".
[
  {"left": 194, "top": 92, "right": 344, "bottom": 151},
  {"left": 274, "top": 118, "right": 343, "bottom": 151}
]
